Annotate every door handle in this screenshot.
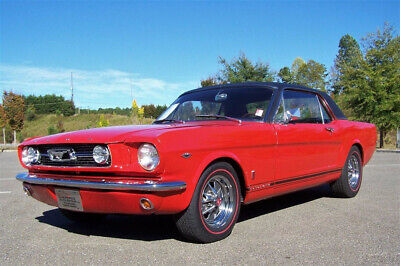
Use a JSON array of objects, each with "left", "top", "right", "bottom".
[{"left": 325, "top": 127, "right": 334, "bottom": 133}]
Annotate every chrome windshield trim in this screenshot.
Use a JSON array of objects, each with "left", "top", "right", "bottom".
[{"left": 16, "top": 173, "right": 186, "bottom": 192}]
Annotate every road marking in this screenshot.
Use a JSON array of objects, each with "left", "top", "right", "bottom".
[{"left": 0, "top": 191, "right": 11, "bottom": 194}]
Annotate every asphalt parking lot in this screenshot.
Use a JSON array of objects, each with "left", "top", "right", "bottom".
[{"left": 0, "top": 151, "right": 399, "bottom": 265}]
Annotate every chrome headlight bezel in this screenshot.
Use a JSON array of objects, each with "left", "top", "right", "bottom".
[
  {"left": 92, "top": 145, "right": 110, "bottom": 165},
  {"left": 137, "top": 143, "right": 160, "bottom": 171},
  {"left": 21, "top": 146, "right": 40, "bottom": 166}
]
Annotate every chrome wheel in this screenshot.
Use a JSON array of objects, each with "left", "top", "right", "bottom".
[
  {"left": 347, "top": 154, "right": 360, "bottom": 190},
  {"left": 201, "top": 175, "right": 235, "bottom": 230}
]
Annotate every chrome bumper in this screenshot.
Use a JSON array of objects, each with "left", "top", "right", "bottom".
[{"left": 16, "top": 173, "right": 186, "bottom": 192}]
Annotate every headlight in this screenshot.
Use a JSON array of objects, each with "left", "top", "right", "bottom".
[
  {"left": 93, "top": 145, "right": 110, "bottom": 164},
  {"left": 138, "top": 143, "right": 159, "bottom": 171},
  {"left": 21, "top": 147, "right": 40, "bottom": 166}
]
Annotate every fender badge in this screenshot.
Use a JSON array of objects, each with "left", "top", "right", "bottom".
[{"left": 181, "top": 153, "right": 192, "bottom": 159}]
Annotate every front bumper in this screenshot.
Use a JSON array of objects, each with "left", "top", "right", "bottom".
[
  {"left": 16, "top": 172, "right": 188, "bottom": 215},
  {"left": 16, "top": 173, "right": 186, "bottom": 192}
]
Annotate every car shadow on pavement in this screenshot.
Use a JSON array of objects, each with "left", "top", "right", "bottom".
[
  {"left": 238, "top": 183, "right": 332, "bottom": 222},
  {"left": 35, "top": 184, "right": 332, "bottom": 242}
]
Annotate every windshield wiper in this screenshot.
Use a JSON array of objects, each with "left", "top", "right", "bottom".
[
  {"left": 195, "top": 115, "right": 242, "bottom": 124},
  {"left": 153, "top": 119, "right": 185, "bottom": 124}
]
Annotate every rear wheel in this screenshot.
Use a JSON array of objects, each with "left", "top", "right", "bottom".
[
  {"left": 175, "top": 162, "right": 241, "bottom": 243},
  {"left": 331, "top": 146, "right": 363, "bottom": 198},
  {"left": 59, "top": 209, "right": 107, "bottom": 223}
]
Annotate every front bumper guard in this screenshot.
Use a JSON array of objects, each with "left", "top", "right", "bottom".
[{"left": 16, "top": 173, "right": 187, "bottom": 192}]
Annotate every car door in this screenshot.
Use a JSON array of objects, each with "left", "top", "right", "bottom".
[{"left": 273, "top": 89, "right": 342, "bottom": 184}]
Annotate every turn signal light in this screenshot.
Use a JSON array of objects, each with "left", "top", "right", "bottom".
[{"left": 140, "top": 198, "right": 154, "bottom": 210}]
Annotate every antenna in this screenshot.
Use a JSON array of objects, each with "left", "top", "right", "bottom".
[{"left": 70, "top": 72, "right": 74, "bottom": 103}]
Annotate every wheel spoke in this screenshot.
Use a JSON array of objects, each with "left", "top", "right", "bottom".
[
  {"left": 347, "top": 154, "right": 360, "bottom": 190},
  {"left": 200, "top": 174, "right": 236, "bottom": 229},
  {"left": 202, "top": 205, "right": 216, "bottom": 215}
]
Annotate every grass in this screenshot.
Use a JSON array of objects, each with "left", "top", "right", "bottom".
[{"left": 20, "top": 113, "right": 153, "bottom": 140}]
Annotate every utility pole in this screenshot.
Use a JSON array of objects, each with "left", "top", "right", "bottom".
[{"left": 70, "top": 72, "right": 74, "bottom": 104}]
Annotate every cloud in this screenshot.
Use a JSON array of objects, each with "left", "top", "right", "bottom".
[{"left": 0, "top": 64, "right": 198, "bottom": 108}]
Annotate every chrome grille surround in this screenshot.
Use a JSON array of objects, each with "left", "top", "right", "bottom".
[{"left": 31, "top": 144, "right": 111, "bottom": 167}]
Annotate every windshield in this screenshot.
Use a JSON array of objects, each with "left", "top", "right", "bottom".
[{"left": 156, "top": 87, "right": 274, "bottom": 123}]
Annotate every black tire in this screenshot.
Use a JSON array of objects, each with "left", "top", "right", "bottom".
[
  {"left": 59, "top": 208, "right": 107, "bottom": 223},
  {"left": 175, "top": 162, "right": 242, "bottom": 243},
  {"left": 331, "top": 146, "right": 363, "bottom": 198}
]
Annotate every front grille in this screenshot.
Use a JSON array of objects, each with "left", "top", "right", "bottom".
[{"left": 32, "top": 144, "right": 111, "bottom": 167}]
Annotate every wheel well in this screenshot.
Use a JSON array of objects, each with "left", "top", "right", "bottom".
[
  {"left": 352, "top": 143, "right": 364, "bottom": 163},
  {"left": 208, "top": 157, "right": 246, "bottom": 200}
]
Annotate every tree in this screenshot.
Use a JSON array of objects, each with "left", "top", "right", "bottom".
[
  {"left": 3, "top": 91, "right": 25, "bottom": 144},
  {"left": 331, "top": 34, "right": 363, "bottom": 94},
  {"left": 339, "top": 23, "right": 400, "bottom": 147},
  {"left": 24, "top": 94, "right": 75, "bottom": 116},
  {"left": 278, "top": 66, "right": 294, "bottom": 83},
  {"left": 291, "top": 57, "right": 306, "bottom": 77},
  {"left": 202, "top": 53, "right": 276, "bottom": 87},
  {"left": 295, "top": 60, "right": 328, "bottom": 91},
  {"left": 0, "top": 105, "right": 6, "bottom": 144},
  {"left": 278, "top": 58, "right": 328, "bottom": 90},
  {"left": 132, "top": 99, "right": 139, "bottom": 117},
  {"left": 200, "top": 76, "right": 221, "bottom": 87}
]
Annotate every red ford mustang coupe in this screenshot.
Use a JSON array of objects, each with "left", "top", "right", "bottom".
[{"left": 16, "top": 82, "right": 376, "bottom": 243}]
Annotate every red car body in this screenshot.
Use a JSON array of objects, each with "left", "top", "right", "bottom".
[{"left": 16, "top": 82, "right": 376, "bottom": 242}]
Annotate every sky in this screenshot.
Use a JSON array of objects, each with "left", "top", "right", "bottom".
[{"left": 0, "top": 0, "right": 399, "bottom": 109}]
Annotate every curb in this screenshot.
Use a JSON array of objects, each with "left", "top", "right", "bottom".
[
  {"left": 376, "top": 149, "right": 400, "bottom": 153},
  {"left": 0, "top": 149, "right": 17, "bottom": 153}
]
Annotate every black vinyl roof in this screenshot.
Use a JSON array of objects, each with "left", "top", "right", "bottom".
[{"left": 180, "top": 82, "right": 347, "bottom": 120}]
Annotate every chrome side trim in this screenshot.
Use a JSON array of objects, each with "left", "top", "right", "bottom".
[{"left": 16, "top": 173, "right": 186, "bottom": 192}]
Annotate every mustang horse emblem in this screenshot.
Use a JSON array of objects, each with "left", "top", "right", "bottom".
[{"left": 48, "top": 148, "right": 77, "bottom": 162}]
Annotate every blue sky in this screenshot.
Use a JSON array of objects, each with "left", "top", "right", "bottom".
[{"left": 1, "top": 0, "right": 399, "bottom": 109}]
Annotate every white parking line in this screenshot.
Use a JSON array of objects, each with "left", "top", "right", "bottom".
[{"left": 0, "top": 191, "right": 12, "bottom": 194}]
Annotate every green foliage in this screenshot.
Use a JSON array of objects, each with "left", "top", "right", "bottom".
[
  {"left": 83, "top": 107, "right": 132, "bottom": 116},
  {"left": 201, "top": 53, "right": 275, "bottom": 86},
  {"left": 278, "top": 58, "right": 328, "bottom": 90},
  {"left": 331, "top": 34, "right": 363, "bottom": 94},
  {"left": 278, "top": 67, "right": 294, "bottom": 83},
  {"left": 24, "top": 94, "right": 75, "bottom": 116},
  {"left": 336, "top": 23, "right": 400, "bottom": 140},
  {"left": 142, "top": 104, "right": 168, "bottom": 118},
  {"left": 26, "top": 105, "right": 36, "bottom": 121},
  {"left": 295, "top": 60, "right": 328, "bottom": 91},
  {"left": 291, "top": 57, "right": 306, "bottom": 76},
  {"left": 97, "top": 114, "right": 110, "bottom": 127},
  {"left": 47, "top": 125, "right": 58, "bottom": 135},
  {"left": 200, "top": 76, "right": 221, "bottom": 87},
  {"left": 2, "top": 91, "right": 25, "bottom": 132}
]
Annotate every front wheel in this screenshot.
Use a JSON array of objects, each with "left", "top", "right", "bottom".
[
  {"left": 175, "top": 162, "right": 241, "bottom": 243},
  {"left": 331, "top": 146, "right": 363, "bottom": 198}
]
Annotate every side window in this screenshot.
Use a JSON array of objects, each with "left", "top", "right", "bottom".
[
  {"left": 281, "top": 90, "right": 323, "bottom": 124},
  {"left": 274, "top": 96, "right": 285, "bottom": 123},
  {"left": 319, "top": 98, "right": 332, "bottom": 123}
]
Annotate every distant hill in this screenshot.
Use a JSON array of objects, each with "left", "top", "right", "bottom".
[{"left": 20, "top": 114, "right": 153, "bottom": 140}]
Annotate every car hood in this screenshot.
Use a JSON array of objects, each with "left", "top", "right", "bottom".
[{"left": 20, "top": 121, "right": 240, "bottom": 146}]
